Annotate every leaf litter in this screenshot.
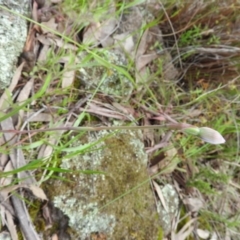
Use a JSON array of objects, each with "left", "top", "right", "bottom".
[{"left": 0, "top": 0, "right": 239, "bottom": 239}]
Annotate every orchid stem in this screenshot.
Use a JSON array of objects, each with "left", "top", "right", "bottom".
[{"left": 0, "top": 123, "right": 192, "bottom": 135}]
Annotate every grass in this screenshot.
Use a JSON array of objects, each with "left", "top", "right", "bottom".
[{"left": 1, "top": 0, "right": 240, "bottom": 239}]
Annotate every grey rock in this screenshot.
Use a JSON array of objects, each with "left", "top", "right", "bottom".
[
  {"left": 157, "top": 184, "right": 180, "bottom": 235},
  {"left": 77, "top": 49, "right": 133, "bottom": 97},
  {"left": 0, "top": 0, "right": 29, "bottom": 89},
  {"left": 52, "top": 129, "right": 161, "bottom": 239}
]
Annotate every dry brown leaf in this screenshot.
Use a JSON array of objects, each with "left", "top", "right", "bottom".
[
  {"left": 1, "top": 118, "right": 35, "bottom": 185},
  {"left": 1, "top": 117, "right": 40, "bottom": 239},
  {"left": 136, "top": 53, "right": 158, "bottom": 71},
  {"left": 0, "top": 160, "right": 15, "bottom": 231},
  {"left": 99, "top": 18, "right": 117, "bottom": 47},
  {"left": 83, "top": 22, "right": 102, "bottom": 45},
  {"left": 80, "top": 107, "right": 127, "bottom": 120},
  {"left": 28, "top": 184, "right": 48, "bottom": 201},
  {"left": 38, "top": 44, "right": 50, "bottom": 62},
  {"left": 0, "top": 161, "right": 14, "bottom": 187},
  {"left": 41, "top": 18, "right": 58, "bottom": 34},
  {"left": 113, "top": 33, "right": 134, "bottom": 53},
  {"left": 157, "top": 143, "right": 180, "bottom": 174},
  {"left": 62, "top": 56, "right": 77, "bottom": 88},
  {"left": 37, "top": 123, "right": 68, "bottom": 183},
  {"left": 146, "top": 132, "right": 172, "bottom": 154},
  {"left": 183, "top": 197, "right": 204, "bottom": 212},
  {"left": 83, "top": 17, "right": 117, "bottom": 47},
  {"left": 0, "top": 62, "right": 24, "bottom": 110},
  {"left": 22, "top": 112, "right": 52, "bottom": 122},
  {"left": 142, "top": 116, "right": 155, "bottom": 147},
  {"left": 62, "top": 69, "right": 75, "bottom": 88},
  {"left": 17, "top": 78, "right": 34, "bottom": 103},
  {"left": 42, "top": 202, "right": 53, "bottom": 227},
  {"left": 1, "top": 118, "right": 17, "bottom": 146},
  {"left": 6, "top": 211, "right": 18, "bottom": 240},
  {"left": 81, "top": 102, "right": 129, "bottom": 120},
  {"left": 111, "top": 102, "right": 135, "bottom": 116},
  {"left": 135, "top": 29, "right": 149, "bottom": 58},
  {"left": 148, "top": 164, "right": 159, "bottom": 175},
  {"left": 9, "top": 63, "right": 25, "bottom": 91},
  {"left": 37, "top": 122, "right": 68, "bottom": 160},
  {"left": 37, "top": 35, "right": 77, "bottom": 50},
  {"left": 152, "top": 181, "right": 168, "bottom": 212},
  {"left": 0, "top": 205, "right": 6, "bottom": 226},
  {"left": 0, "top": 199, "right": 14, "bottom": 226},
  {"left": 38, "top": 143, "right": 55, "bottom": 160},
  {"left": 135, "top": 67, "right": 148, "bottom": 85},
  {"left": 162, "top": 52, "right": 179, "bottom": 80},
  {"left": 86, "top": 3, "right": 117, "bottom": 47},
  {"left": 0, "top": 185, "right": 21, "bottom": 196},
  {"left": 0, "top": 154, "right": 10, "bottom": 172},
  {"left": 134, "top": 29, "right": 158, "bottom": 70},
  {"left": 32, "top": 0, "right": 39, "bottom": 22},
  {"left": 0, "top": 184, "right": 47, "bottom": 201}
]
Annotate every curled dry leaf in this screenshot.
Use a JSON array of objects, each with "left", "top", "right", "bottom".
[
  {"left": 6, "top": 212, "right": 18, "bottom": 240},
  {"left": 17, "top": 78, "right": 34, "bottom": 103},
  {"left": 136, "top": 53, "right": 158, "bottom": 71},
  {"left": 41, "top": 18, "right": 58, "bottom": 34},
  {"left": 28, "top": 185, "right": 48, "bottom": 201},
  {"left": 113, "top": 33, "right": 134, "bottom": 53},
  {"left": 0, "top": 62, "right": 24, "bottom": 110},
  {"left": 22, "top": 112, "right": 52, "bottom": 122},
  {"left": 0, "top": 184, "right": 47, "bottom": 201},
  {"left": 83, "top": 22, "right": 102, "bottom": 45},
  {"left": 62, "top": 56, "right": 77, "bottom": 88},
  {"left": 37, "top": 35, "right": 77, "bottom": 50},
  {"left": 38, "top": 44, "right": 50, "bottom": 62},
  {"left": 183, "top": 197, "right": 204, "bottom": 212},
  {"left": 80, "top": 102, "right": 130, "bottom": 120},
  {"left": 152, "top": 180, "right": 168, "bottom": 212},
  {"left": 83, "top": 1, "right": 116, "bottom": 47}
]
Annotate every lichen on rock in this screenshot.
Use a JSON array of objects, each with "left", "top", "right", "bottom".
[
  {"left": 156, "top": 184, "right": 179, "bottom": 236},
  {"left": 77, "top": 49, "right": 133, "bottom": 97},
  {"left": 52, "top": 129, "right": 161, "bottom": 239},
  {"left": 0, "top": 0, "right": 29, "bottom": 89}
]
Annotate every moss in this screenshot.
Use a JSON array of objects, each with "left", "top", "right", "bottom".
[
  {"left": 27, "top": 199, "right": 46, "bottom": 233},
  {"left": 197, "top": 213, "right": 212, "bottom": 232},
  {"left": 51, "top": 129, "right": 160, "bottom": 239},
  {"left": 157, "top": 227, "right": 164, "bottom": 240}
]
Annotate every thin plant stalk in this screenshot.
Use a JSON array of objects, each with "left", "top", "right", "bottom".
[
  {"left": 0, "top": 123, "right": 191, "bottom": 134},
  {"left": 0, "top": 123, "right": 225, "bottom": 144}
]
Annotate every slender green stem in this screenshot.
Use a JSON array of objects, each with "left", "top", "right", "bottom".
[{"left": 0, "top": 123, "right": 192, "bottom": 134}]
